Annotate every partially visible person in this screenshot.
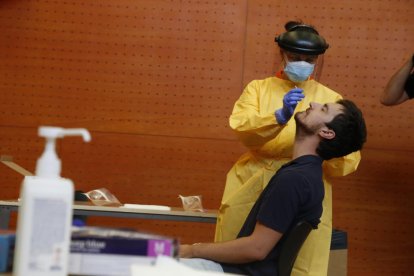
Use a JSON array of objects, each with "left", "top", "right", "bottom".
[
  {"left": 215, "top": 20, "right": 362, "bottom": 276},
  {"left": 381, "top": 54, "right": 414, "bottom": 106},
  {"left": 180, "top": 99, "right": 367, "bottom": 276}
]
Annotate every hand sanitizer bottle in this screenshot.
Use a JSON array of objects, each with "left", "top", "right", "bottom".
[{"left": 13, "top": 126, "right": 91, "bottom": 276}]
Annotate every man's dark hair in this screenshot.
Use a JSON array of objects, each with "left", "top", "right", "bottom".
[{"left": 316, "top": 99, "right": 367, "bottom": 160}]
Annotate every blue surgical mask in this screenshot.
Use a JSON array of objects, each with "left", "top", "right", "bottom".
[{"left": 284, "top": 60, "right": 315, "bottom": 82}]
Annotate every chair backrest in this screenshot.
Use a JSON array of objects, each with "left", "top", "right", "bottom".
[{"left": 277, "top": 221, "right": 313, "bottom": 276}]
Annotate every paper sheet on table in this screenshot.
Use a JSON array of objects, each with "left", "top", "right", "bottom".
[
  {"left": 130, "top": 256, "right": 237, "bottom": 276},
  {"left": 123, "top": 203, "right": 171, "bottom": 211}
]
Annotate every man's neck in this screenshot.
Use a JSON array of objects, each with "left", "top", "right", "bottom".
[{"left": 292, "top": 136, "right": 319, "bottom": 159}]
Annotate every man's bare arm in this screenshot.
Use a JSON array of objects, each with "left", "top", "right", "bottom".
[
  {"left": 381, "top": 56, "right": 413, "bottom": 106},
  {"left": 179, "top": 222, "right": 282, "bottom": 264}
]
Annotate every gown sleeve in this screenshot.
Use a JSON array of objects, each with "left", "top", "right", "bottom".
[{"left": 229, "top": 80, "right": 285, "bottom": 149}]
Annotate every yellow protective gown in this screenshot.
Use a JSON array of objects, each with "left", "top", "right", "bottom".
[{"left": 215, "top": 75, "right": 361, "bottom": 276}]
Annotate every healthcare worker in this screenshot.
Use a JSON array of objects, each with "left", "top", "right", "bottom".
[{"left": 215, "top": 21, "right": 362, "bottom": 276}]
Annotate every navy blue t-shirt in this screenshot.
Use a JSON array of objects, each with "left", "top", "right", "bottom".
[{"left": 220, "top": 155, "right": 324, "bottom": 276}]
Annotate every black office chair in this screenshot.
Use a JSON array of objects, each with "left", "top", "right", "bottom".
[
  {"left": 277, "top": 221, "right": 313, "bottom": 276},
  {"left": 73, "top": 190, "right": 89, "bottom": 226}
]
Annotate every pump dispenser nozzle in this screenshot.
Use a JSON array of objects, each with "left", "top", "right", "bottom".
[{"left": 35, "top": 126, "right": 91, "bottom": 178}]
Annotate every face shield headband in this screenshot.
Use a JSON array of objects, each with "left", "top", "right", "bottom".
[{"left": 275, "top": 24, "right": 329, "bottom": 55}]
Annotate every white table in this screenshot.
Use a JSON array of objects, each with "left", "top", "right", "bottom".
[{"left": 0, "top": 200, "right": 217, "bottom": 229}]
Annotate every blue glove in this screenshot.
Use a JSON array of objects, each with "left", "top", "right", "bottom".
[{"left": 275, "top": 88, "right": 304, "bottom": 124}]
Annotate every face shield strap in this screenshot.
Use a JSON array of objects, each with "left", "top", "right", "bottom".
[{"left": 287, "top": 24, "right": 320, "bottom": 34}]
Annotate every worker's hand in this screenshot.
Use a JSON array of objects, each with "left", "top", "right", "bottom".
[
  {"left": 179, "top": 244, "right": 194, "bottom": 258},
  {"left": 275, "top": 88, "right": 304, "bottom": 124}
]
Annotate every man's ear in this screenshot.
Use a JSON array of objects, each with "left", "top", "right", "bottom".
[{"left": 318, "top": 127, "right": 335, "bottom": 140}]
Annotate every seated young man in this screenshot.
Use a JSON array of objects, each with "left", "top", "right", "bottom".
[{"left": 179, "top": 99, "right": 367, "bottom": 276}]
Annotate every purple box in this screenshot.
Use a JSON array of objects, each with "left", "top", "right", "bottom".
[
  {"left": 70, "top": 226, "right": 177, "bottom": 257},
  {"left": 69, "top": 227, "right": 178, "bottom": 276}
]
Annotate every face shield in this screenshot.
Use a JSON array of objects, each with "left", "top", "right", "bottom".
[{"left": 275, "top": 24, "right": 329, "bottom": 82}]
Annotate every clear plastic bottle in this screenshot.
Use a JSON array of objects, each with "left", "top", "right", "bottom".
[{"left": 13, "top": 126, "right": 90, "bottom": 276}]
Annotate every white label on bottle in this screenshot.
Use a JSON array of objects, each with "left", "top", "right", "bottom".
[{"left": 28, "top": 198, "right": 68, "bottom": 272}]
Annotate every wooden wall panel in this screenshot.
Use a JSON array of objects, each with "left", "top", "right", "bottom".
[
  {"left": 1, "top": 0, "right": 413, "bottom": 275},
  {"left": 333, "top": 148, "right": 414, "bottom": 274},
  {"left": 0, "top": 126, "right": 245, "bottom": 206},
  {"left": 0, "top": 0, "right": 246, "bottom": 139}
]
